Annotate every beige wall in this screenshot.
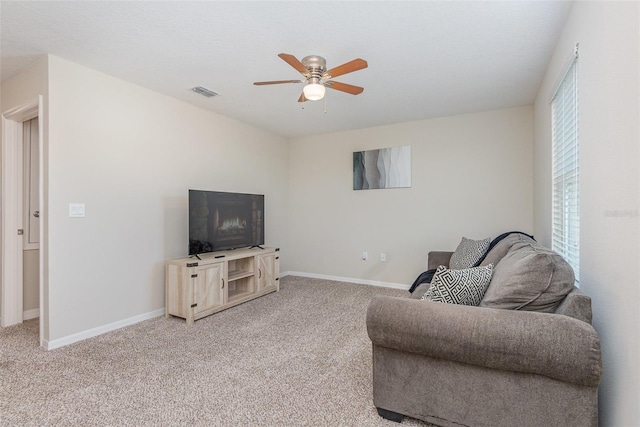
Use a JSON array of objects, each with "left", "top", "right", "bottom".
[
  {"left": 288, "top": 106, "right": 534, "bottom": 285},
  {"left": 45, "top": 56, "right": 289, "bottom": 341},
  {"left": 533, "top": 2, "right": 640, "bottom": 425}
]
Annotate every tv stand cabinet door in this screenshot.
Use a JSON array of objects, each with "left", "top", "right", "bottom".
[
  {"left": 257, "top": 252, "right": 280, "bottom": 292},
  {"left": 193, "top": 263, "right": 224, "bottom": 316}
]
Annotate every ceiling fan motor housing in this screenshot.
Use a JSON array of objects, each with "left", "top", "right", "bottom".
[
  {"left": 301, "top": 55, "right": 327, "bottom": 72},
  {"left": 302, "top": 55, "right": 327, "bottom": 84}
]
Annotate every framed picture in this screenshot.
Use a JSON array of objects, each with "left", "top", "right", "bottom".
[{"left": 353, "top": 145, "right": 411, "bottom": 190}]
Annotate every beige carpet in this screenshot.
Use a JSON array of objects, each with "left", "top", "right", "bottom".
[{"left": 1, "top": 276, "right": 434, "bottom": 426}]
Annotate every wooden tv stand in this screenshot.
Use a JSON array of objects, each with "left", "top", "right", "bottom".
[{"left": 165, "top": 246, "right": 280, "bottom": 325}]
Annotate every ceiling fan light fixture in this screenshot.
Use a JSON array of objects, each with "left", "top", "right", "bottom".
[{"left": 303, "top": 82, "right": 326, "bottom": 101}]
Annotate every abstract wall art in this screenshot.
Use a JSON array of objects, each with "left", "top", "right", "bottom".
[{"left": 353, "top": 145, "right": 411, "bottom": 190}]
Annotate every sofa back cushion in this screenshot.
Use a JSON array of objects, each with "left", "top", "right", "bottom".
[
  {"left": 479, "top": 233, "right": 536, "bottom": 267},
  {"left": 480, "top": 240, "right": 575, "bottom": 312}
]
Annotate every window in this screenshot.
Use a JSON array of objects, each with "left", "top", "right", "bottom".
[{"left": 551, "top": 53, "right": 579, "bottom": 282}]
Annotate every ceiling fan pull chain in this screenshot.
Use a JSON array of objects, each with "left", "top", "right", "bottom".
[{"left": 324, "top": 94, "right": 327, "bottom": 114}]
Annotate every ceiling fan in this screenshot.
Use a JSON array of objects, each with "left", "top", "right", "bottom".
[{"left": 253, "top": 53, "right": 368, "bottom": 102}]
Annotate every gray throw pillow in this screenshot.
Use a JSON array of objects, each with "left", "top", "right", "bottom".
[
  {"left": 422, "top": 264, "right": 494, "bottom": 306},
  {"left": 449, "top": 236, "right": 491, "bottom": 269},
  {"left": 480, "top": 241, "right": 575, "bottom": 312}
]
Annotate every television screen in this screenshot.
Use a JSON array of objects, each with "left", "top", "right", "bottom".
[{"left": 189, "top": 190, "right": 264, "bottom": 254}]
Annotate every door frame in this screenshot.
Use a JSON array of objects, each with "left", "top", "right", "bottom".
[{"left": 1, "top": 97, "right": 43, "bottom": 343}]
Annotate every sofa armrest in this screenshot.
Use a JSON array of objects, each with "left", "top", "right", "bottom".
[
  {"left": 427, "top": 251, "right": 453, "bottom": 270},
  {"left": 555, "top": 287, "right": 593, "bottom": 324},
  {"left": 366, "top": 296, "right": 601, "bottom": 387}
]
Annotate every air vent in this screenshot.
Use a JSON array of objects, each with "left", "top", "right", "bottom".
[{"left": 191, "top": 86, "right": 219, "bottom": 98}]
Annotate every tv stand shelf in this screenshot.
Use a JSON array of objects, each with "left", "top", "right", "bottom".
[
  {"left": 228, "top": 290, "right": 252, "bottom": 303},
  {"left": 165, "top": 246, "right": 280, "bottom": 325},
  {"left": 228, "top": 270, "right": 254, "bottom": 281}
]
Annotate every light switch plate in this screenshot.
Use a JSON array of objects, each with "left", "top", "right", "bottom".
[{"left": 69, "top": 203, "right": 85, "bottom": 218}]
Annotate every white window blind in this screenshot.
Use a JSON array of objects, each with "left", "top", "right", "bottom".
[{"left": 551, "top": 55, "right": 579, "bottom": 282}]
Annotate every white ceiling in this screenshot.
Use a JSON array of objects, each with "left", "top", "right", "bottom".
[{"left": 1, "top": 1, "right": 572, "bottom": 139}]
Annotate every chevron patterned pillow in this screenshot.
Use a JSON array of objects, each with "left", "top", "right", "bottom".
[
  {"left": 449, "top": 237, "right": 491, "bottom": 269},
  {"left": 422, "top": 264, "right": 494, "bottom": 306}
]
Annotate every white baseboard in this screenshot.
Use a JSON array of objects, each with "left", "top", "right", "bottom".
[
  {"left": 23, "top": 308, "right": 39, "bottom": 320},
  {"left": 44, "top": 308, "right": 166, "bottom": 350},
  {"left": 282, "top": 271, "right": 410, "bottom": 291}
]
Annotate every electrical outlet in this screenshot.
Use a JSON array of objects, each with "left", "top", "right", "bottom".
[
  {"left": 362, "top": 251, "right": 368, "bottom": 260},
  {"left": 380, "top": 253, "right": 386, "bottom": 262}
]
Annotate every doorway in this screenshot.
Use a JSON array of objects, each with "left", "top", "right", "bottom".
[
  {"left": 1, "top": 97, "right": 44, "bottom": 346},
  {"left": 22, "top": 117, "right": 40, "bottom": 319}
]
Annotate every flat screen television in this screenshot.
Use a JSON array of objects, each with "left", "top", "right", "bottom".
[{"left": 189, "top": 190, "right": 264, "bottom": 255}]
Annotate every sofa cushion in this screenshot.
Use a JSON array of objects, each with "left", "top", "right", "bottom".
[
  {"left": 480, "top": 240, "right": 575, "bottom": 312},
  {"left": 422, "top": 264, "right": 493, "bottom": 306},
  {"left": 479, "top": 233, "right": 537, "bottom": 267},
  {"left": 449, "top": 237, "right": 491, "bottom": 269}
]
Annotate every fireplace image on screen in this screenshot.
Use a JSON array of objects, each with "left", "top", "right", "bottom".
[{"left": 189, "top": 190, "right": 264, "bottom": 254}]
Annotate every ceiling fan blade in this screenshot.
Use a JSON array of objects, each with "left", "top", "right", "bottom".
[
  {"left": 326, "top": 81, "right": 364, "bottom": 95},
  {"left": 298, "top": 92, "right": 308, "bottom": 103},
  {"left": 326, "top": 58, "right": 368, "bottom": 79},
  {"left": 278, "top": 53, "right": 309, "bottom": 76},
  {"left": 253, "top": 80, "right": 302, "bottom": 86}
]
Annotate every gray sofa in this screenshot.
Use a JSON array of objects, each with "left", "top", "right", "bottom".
[{"left": 366, "top": 234, "right": 602, "bottom": 426}]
